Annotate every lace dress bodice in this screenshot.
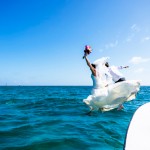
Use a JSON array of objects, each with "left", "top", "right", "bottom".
[{"left": 91, "top": 74, "right": 106, "bottom": 89}]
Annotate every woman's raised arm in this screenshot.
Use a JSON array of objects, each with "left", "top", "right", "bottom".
[{"left": 84, "top": 56, "right": 96, "bottom": 76}]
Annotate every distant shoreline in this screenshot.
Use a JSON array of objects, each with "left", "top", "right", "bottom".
[{"left": 0, "top": 85, "right": 149, "bottom": 87}]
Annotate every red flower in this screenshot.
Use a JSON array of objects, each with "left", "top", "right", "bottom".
[
  {"left": 83, "top": 45, "right": 92, "bottom": 59},
  {"left": 84, "top": 45, "right": 92, "bottom": 54}
]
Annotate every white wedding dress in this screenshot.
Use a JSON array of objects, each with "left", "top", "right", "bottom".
[{"left": 83, "top": 57, "right": 140, "bottom": 112}]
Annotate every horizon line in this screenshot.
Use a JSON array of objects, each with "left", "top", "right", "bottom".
[{"left": 0, "top": 84, "right": 149, "bottom": 86}]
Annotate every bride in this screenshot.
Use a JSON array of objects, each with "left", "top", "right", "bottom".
[{"left": 83, "top": 48, "right": 109, "bottom": 113}]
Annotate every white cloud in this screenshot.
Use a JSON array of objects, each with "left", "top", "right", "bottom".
[
  {"left": 130, "top": 56, "right": 150, "bottom": 64},
  {"left": 126, "top": 38, "right": 131, "bottom": 42},
  {"left": 105, "top": 40, "right": 118, "bottom": 49},
  {"left": 126, "top": 34, "right": 134, "bottom": 42},
  {"left": 141, "top": 36, "right": 150, "bottom": 42},
  {"left": 125, "top": 24, "right": 140, "bottom": 43},
  {"left": 131, "top": 24, "right": 140, "bottom": 32}
]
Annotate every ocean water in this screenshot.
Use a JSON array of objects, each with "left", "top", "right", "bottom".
[{"left": 0, "top": 86, "right": 149, "bottom": 150}]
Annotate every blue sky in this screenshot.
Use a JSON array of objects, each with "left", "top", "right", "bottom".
[{"left": 0, "top": 0, "right": 150, "bottom": 85}]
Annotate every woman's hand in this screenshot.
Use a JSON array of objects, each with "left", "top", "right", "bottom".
[
  {"left": 124, "top": 66, "right": 129, "bottom": 68},
  {"left": 105, "top": 84, "right": 108, "bottom": 87},
  {"left": 83, "top": 52, "right": 87, "bottom": 59}
]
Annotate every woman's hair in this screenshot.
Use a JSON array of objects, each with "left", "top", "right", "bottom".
[
  {"left": 91, "top": 64, "right": 96, "bottom": 68},
  {"left": 105, "top": 62, "right": 109, "bottom": 67}
]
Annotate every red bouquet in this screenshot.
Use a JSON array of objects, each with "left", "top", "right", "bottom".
[{"left": 83, "top": 45, "right": 92, "bottom": 59}]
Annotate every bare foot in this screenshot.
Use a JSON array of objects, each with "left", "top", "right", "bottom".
[
  {"left": 117, "top": 104, "right": 124, "bottom": 110},
  {"left": 87, "top": 111, "right": 92, "bottom": 115}
]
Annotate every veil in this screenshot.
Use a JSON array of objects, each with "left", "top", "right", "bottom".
[{"left": 93, "top": 57, "right": 113, "bottom": 85}]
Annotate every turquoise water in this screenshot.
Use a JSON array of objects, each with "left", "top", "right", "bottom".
[{"left": 0, "top": 86, "right": 149, "bottom": 150}]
